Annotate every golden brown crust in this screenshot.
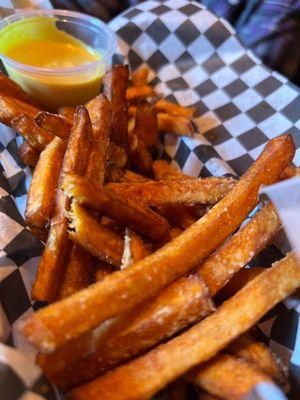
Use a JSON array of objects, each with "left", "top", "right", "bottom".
[
  {"left": 157, "top": 113, "right": 195, "bottom": 137},
  {"left": 131, "top": 66, "right": 150, "bottom": 87},
  {"left": 121, "top": 228, "right": 151, "bottom": 269},
  {"left": 58, "top": 106, "right": 75, "bottom": 121},
  {"left": 126, "top": 85, "right": 155, "bottom": 102},
  {"left": 34, "top": 112, "right": 71, "bottom": 140},
  {"left": 103, "top": 65, "right": 129, "bottom": 151},
  {"left": 31, "top": 106, "right": 93, "bottom": 302},
  {"left": 67, "top": 253, "right": 300, "bottom": 400},
  {"left": 187, "top": 354, "right": 271, "bottom": 400},
  {"left": 0, "top": 72, "right": 40, "bottom": 107},
  {"left": 26, "top": 137, "right": 66, "bottom": 237},
  {"left": 134, "top": 100, "right": 158, "bottom": 150},
  {"left": 12, "top": 115, "right": 53, "bottom": 150},
  {"left": 155, "top": 99, "right": 196, "bottom": 118},
  {"left": 22, "top": 135, "right": 295, "bottom": 351},
  {"left": 19, "top": 141, "right": 40, "bottom": 167},
  {"left": 152, "top": 160, "right": 194, "bottom": 181},
  {"left": 0, "top": 94, "right": 40, "bottom": 126}
]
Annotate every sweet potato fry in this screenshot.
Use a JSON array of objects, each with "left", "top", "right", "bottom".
[
  {"left": 216, "top": 267, "right": 264, "bottom": 301},
  {"left": 131, "top": 66, "right": 150, "bottom": 86},
  {"left": 155, "top": 204, "right": 196, "bottom": 229},
  {"left": 0, "top": 72, "right": 40, "bottom": 106},
  {"left": 31, "top": 106, "right": 93, "bottom": 302},
  {"left": 39, "top": 275, "right": 213, "bottom": 388},
  {"left": 107, "top": 177, "right": 236, "bottom": 206},
  {"left": 186, "top": 354, "right": 271, "bottom": 400},
  {"left": 279, "top": 165, "right": 300, "bottom": 180},
  {"left": 103, "top": 65, "right": 129, "bottom": 151},
  {"left": 86, "top": 95, "right": 111, "bottom": 185},
  {"left": 0, "top": 94, "right": 39, "bottom": 126},
  {"left": 157, "top": 113, "right": 195, "bottom": 137},
  {"left": 134, "top": 100, "right": 158, "bottom": 150},
  {"left": 22, "top": 134, "right": 295, "bottom": 351},
  {"left": 155, "top": 99, "right": 196, "bottom": 118},
  {"left": 62, "top": 174, "right": 170, "bottom": 240},
  {"left": 19, "top": 141, "right": 40, "bottom": 167},
  {"left": 228, "top": 334, "right": 288, "bottom": 385},
  {"left": 58, "top": 245, "right": 95, "bottom": 299},
  {"left": 121, "top": 228, "right": 151, "bottom": 269},
  {"left": 153, "top": 160, "right": 194, "bottom": 181},
  {"left": 67, "top": 253, "right": 300, "bottom": 400},
  {"left": 12, "top": 115, "right": 53, "bottom": 151},
  {"left": 40, "top": 198, "right": 280, "bottom": 387},
  {"left": 68, "top": 202, "right": 124, "bottom": 267},
  {"left": 107, "top": 143, "right": 128, "bottom": 169},
  {"left": 120, "top": 169, "right": 149, "bottom": 183},
  {"left": 126, "top": 85, "right": 155, "bottom": 102},
  {"left": 129, "top": 128, "right": 153, "bottom": 175},
  {"left": 94, "top": 261, "right": 115, "bottom": 282},
  {"left": 58, "top": 106, "right": 75, "bottom": 121},
  {"left": 26, "top": 137, "right": 66, "bottom": 239},
  {"left": 34, "top": 112, "right": 71, "bottom": 140}
]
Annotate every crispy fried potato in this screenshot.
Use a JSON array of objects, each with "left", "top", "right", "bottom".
[
  {"left": 131, "top": 66, "right": 150, "bottom": 86},
  {"left": 22, "top": 135, "right": 294, "bottom": 352},
  {"left": 126, "top": 85, "right": 156, "bottom": 102},
  {"left": 0, "top": 72, "right": 40, "bottom": 106},
  {"left": 120, "top": 170, "right": 149, "bottom": 183},
  {"left": 34, "top": 112, "right": 71, "bottom": 140},
  {"left": 39, "top": 275, "right": 213, "bottom": 389},
  {"left": 0, "top": 94, "right": 39, "bottom": 126},
  {"left": 107, "top": 143, "right": 128, "bottom": 169},
  {"left": 26, "top": 137, "right": 66, "bottom": 239},
  {"left": 31, "top": 106, "right": 93, "bottom": 302},
  {"left": 58, "top": 245, "right": 95, "bottom": 299},
  {"left": 156, "top": 204, "right": 196, "bottom": 229},
  {"left": 67, "top": 253, "right": 300, "bottom": 400},
  {"left": 19, "top": 141, "right": 40, "bottom": 167},
  {"left": 121, "top": 228, "right": 150, "bottom": 269},
  {"left": 68, "top": 202, "right": 124, "bottom": 267},
  {"left": 42, "top": 197, "right": 280, "bottom": 387},
  {"left": 187, "top": 354, "right": 271, "bottom": 400},
  {"left": 129, "top": 129, "right": 153, "bottom": 175},
  {"left": 155, "top": 99, "right": 196, "bottom": 118},
  {"left": 103, "top": 65, "right": 129, "bottom": 151},
  {"left": 62, "top": 174, "right": 170, "bottom": 240},
  {"left": 134, "top": 100, "right": 158, "bottom": 150},
  {"left": 280, "top": 165, "right": 300, "bottom": 180},
  {"left": 107, "top": 177, "right": 236, "bottom": 206},
  {"left": 12, "top": 115, "right": 53, "bottom": 150},
  {"left": 157, "top": 113, "right": 195, "bottom": 137},
  {"left": 153, "top": 160, "right": 194, "bottom": 181},
  {"left": 228, "top": 334, "right": 288, "bottom": 386},
  {"left": 58, "top": 106, "right": 75, "bottom": 121}
]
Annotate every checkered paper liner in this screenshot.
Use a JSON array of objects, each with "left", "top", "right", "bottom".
[{"left": 0, "top": 0, "right": 300, "bottom": 399}]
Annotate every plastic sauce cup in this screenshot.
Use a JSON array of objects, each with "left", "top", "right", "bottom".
[{"left": 0, "top": 10, "right": 116, "bottom": 110}]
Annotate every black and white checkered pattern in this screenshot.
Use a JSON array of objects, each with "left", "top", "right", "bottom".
[{"left": 0, "top": 1, "right": 300, "bottom": 399}]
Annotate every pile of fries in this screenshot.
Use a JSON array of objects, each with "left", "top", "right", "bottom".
[{"left": 1, "top": 66, "right": 300, "bottom": 400}]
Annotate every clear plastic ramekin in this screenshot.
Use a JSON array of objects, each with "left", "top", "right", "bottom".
[{"left": 0, "top": 9, "right": 116, "bottom": 110}]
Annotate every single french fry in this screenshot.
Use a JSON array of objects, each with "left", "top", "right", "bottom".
[
  {"left": 126, "top": 85, "right": 156, "bottom": 102},
  {"left": 31, "top": 106, "right": 93, "bottom": 302},
  {"left": 0, "top": 72, "right": 40, "bottom": 106},
  {"left": 34, "top": 112, "right": 71, "bottom": 140},
  {"left": 186, "top": 354, "right": 271, "bottom": 400},
  {"left": 39, "top": 275, "right": 213, "bottom": 389},
  {"left": 41, "top": 198, "right": 281, "bottom": 387},
  {"left": 134, "top": 100, "right": 158, "bottom": 150},
  {"left": 129, "top": 128, "right": 153, "bottom": 175},
  {"left": 155, "top": 204, "right": 196, "bottom": 229},
  {"left": 158, "top": 113, "right": 195, "bottom": 137},
  {"left": 103, "top": 65, "right": 129, "bottom": 151},
  {"left": 19, "top": 141, "right": 40, "bottom": 167},
  {"left": 94, "top": 261, "right": 115, "bottom": 282},
  {"left": 121, "top": 228, "right": 150, "bottom": 269},
  {"left": 0, "top": 94, "right": 39, "bottom": 126},
  {"left": 22, "top": 134, "right": 295, "bottom": 351},
  {"left": 199, "top": 203, "right": 281, "bottom": 294},
  {"left": 228, "top": 334, "right": 288, "bottom": 386},
  {"left": 107, "top": 143, "right": 128, "bottom": 169},
  {"left": 62, "top": 174, "right": 170, "bottom": 240},
  {"left": 86, "top": 95, "right": 111, "bottom": 185},
  {"left": 155, "top": 99, "right": 196, "bottom": 118},
  {"left": 131, "top": 66, "right": 150, "bottom": 86},
  {"left": 153, "top": 159, "right": 194, "bottom": 181},
  {"left": 58, "top": 106, "right": 75, "bottom": 121},
  {"left": 12, "top": 115, "right": 53, "bottom": 151},
  {"left": 68, "top": 202, "right": 124, "bottom": 267},
  {"left": 58, "top": 245, "right": 95, "bottom": 299},
  {"left": 107, "top": 177, "right": 236, "bottom": 206},
  {"left": 217, "top": 267, "right": 264, "bottom": 301},
  {"left": 67, "top": 253, "right": 300, "bottom": 400},
  {"left": 120, "top": 169, "right": 149, "bottom": 183},
  {"left": 26, "top": 137, "right": 66, "bottom": 239}
]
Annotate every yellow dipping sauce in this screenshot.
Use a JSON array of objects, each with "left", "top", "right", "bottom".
[{"left": 0, "top": 17, "right": 104, "bottom": 110}]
